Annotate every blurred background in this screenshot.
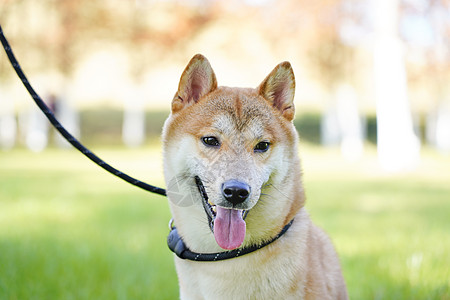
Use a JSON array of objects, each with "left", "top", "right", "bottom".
[{"left": 0, "top": 0, "right": 449, "bottom": 299}]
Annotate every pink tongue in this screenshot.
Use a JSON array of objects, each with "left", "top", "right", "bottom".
[{"left": 213, "top": 206, "right": 246, "bottom": 250}]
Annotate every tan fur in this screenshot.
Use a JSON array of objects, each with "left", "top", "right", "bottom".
[{"left": 162, "top": 54, "right": 348, "bottom": 299}]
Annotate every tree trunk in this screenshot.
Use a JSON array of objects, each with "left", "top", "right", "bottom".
[{"left": 373, "top": 0, "right": 420, "bottom": 171}]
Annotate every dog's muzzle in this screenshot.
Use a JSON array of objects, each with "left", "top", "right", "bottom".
[{"left": 195, "top": 176, "right": 249, "bottom": 232}]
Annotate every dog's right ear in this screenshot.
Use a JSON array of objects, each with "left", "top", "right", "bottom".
[{"left": 172, "top": 54, "right": 217, "bottom": 113}]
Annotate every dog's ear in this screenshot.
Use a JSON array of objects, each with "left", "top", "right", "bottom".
[
  {"left": 257, "top": 62, "right": 295, "bottom": 121},
  {"left": 172, "top": 54, "right": 217, "bottom": 113}
]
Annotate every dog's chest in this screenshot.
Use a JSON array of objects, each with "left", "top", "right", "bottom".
[{"left": 174, "top": 248, "right": 305, "bottom": 300}]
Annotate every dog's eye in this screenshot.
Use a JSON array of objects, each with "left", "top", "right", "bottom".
[
  {"left": 254, "top": 141, "right": 270, "bottom": 153},
  {"left": 201, "top": 136, "right": 221, "bottom": 147}
]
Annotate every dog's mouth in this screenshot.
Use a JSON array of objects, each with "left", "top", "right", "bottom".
[
  {"left": 195, "top": 176, "right": 249, "bottom": 250},
  {"left": 202, "top": 198, "right": 249, "bottom": 226}
]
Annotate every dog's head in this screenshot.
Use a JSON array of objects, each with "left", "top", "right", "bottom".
[{"left": 163, "top": 55, "right": 304, "bottom": 251}]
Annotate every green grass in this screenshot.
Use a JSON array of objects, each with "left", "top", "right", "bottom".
[{"left": 1, "top": 145, "right": 449, "bottom": 299}]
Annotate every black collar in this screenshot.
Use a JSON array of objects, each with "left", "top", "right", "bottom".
[{"left": 167, "top": 218, "right": 294, "bottom": 261}]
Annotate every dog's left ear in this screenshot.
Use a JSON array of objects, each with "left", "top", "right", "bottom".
[
  {"left": 172, "top": 54, "right": 217, "bottom": 113},
  {"left": 257, "top": 62, "right": 295, "bottom": 121}
]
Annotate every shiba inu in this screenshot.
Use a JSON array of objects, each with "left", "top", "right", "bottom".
[{"left": 162, "top": 54, "right": 348, "bottom": 299}]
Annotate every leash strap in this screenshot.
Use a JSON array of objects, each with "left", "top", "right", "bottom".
[
  {"left": 167, "top": 219, "right": 294, "bottom": 261},
  {"left": 0, "top": 25, "right": 166, "bottom": 196}
]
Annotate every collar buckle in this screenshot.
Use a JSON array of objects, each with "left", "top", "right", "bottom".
[{"left": 167, "top": 226, "right": 187, "bottom": 258}]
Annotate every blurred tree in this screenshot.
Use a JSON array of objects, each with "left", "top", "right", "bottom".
[
  {"left": 401, "top": 0, "right": 450, "bottom": 151},
  {"left": 402, "top": 0, "right": 450, "bottom": 108},
  {"left": 374, "top": 0, "right": 421, "bottom": 170},
  {"left": 259, "top": 0, "right": 360, "bottom": 89},
  {"left": 307, "top": 36, "right": 355, "bottom": 92}
]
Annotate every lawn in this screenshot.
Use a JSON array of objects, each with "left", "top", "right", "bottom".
[{"left": 0, "top": 144, "right": 449, "bottom": 299}]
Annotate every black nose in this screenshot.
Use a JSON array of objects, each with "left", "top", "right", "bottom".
[{"left": 221, "top": 180, "right": 251, "bottom": 205}]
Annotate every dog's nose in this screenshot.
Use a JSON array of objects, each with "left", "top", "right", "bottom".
[{"left": 222, "top": 180, "right": 251, "bottom": 205}]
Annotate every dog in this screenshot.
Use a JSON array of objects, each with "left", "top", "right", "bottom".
[{"left": 162, "top": 54, "right": 348, "bottom": 299}]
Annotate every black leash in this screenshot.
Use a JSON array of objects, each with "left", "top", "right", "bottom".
[{"left": 0, "top": 25, "right": 166, "bottom": 196}]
